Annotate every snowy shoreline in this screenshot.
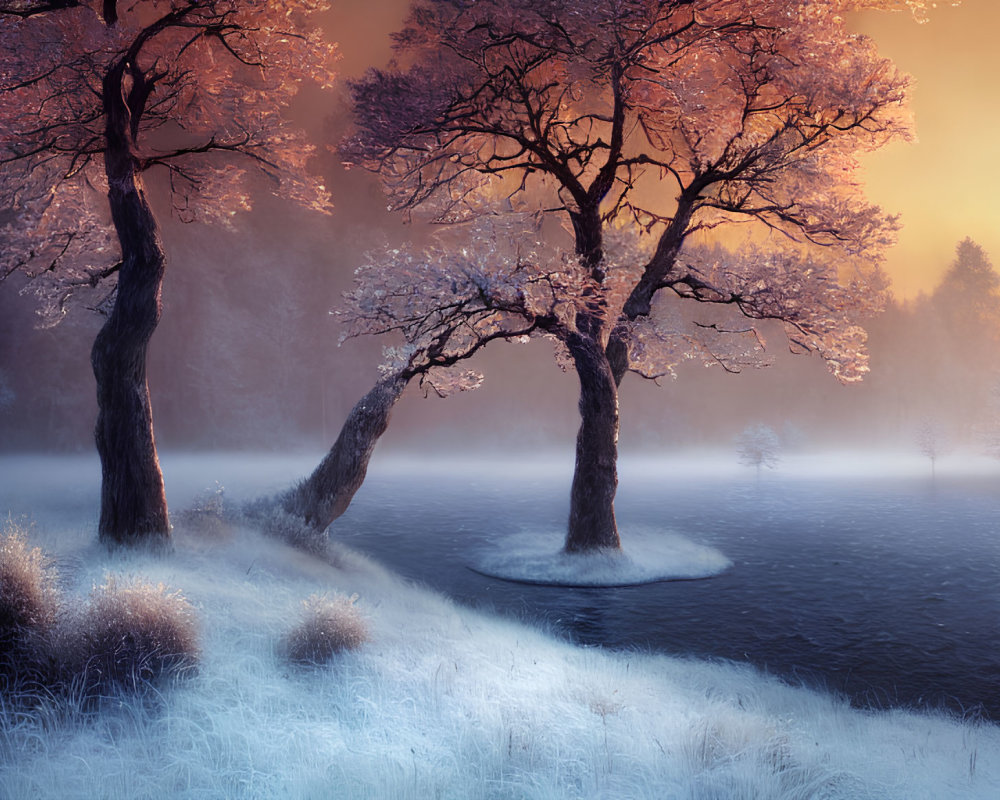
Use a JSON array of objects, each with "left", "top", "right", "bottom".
[{"left": 1, "top": 454, "right": 999, "bottom": 799}]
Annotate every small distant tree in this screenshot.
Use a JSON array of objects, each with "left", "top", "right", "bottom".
[
  {"left": 0, "top": 1, "right": 338, "bottom": 545},
  {"left": 736, "top": 424, "right": 782, "bottom": 476},
  {"left": 915, "top": 418, "right": 947, "bottom": 477},
  {"left": 932, "top": 238, "right": 1000, "bottom": 343},
  {"left": 927, "top": 239, "right": 1000, "bottom": 441}
]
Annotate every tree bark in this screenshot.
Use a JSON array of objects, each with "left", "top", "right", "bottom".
[
  {"left": 564, "top": 331, "right": 621, "bottom": 552},
  {"left": 283, "top": 372, "right": 409, "bottom": 531},
  {"left": 562, "top": 203, "right": 622, "bottom": 552},
  {"left": 92, "top": 63, "right": 169, "bottom": 546},
  {"left": 570, "top": 205, "right": 604, "bottom": 277}
]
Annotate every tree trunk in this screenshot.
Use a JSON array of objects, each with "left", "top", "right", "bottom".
[
  {"left": 564, "top": 332, "right": 621, "bottom": 552},
  {"left": 92, "top": 65, "right": 169, "bottom": 546},
  {"left": 570, "top": 205, "right": 604, "bottom": 277},
  {"left": 562, "top": 204, "right": 621, "bottom": 552},
  {"left": 283, "top": 372, "right": 409, "bottom": 531},
  {"left": 91, "top": 190, "right": 169, "bottom": 544}
]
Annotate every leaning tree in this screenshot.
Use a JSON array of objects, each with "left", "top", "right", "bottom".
[
  {"left": 0, "top": 1, "right": 337, "bottom": 544},
  {"left": 282, "top": 214, "right": 603, "bottom": 531},
  {"left": 336, "top": 0, "right": 926, "bottom": 553}
]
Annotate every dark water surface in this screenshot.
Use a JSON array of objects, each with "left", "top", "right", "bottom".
[{"left": 332, "top": 462, "right": 1000, "bottom": 721}]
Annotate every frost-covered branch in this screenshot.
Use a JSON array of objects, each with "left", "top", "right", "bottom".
[
  {"left": 0, "top": 0, "right": 338, "bottom": 323},
  {"left": 620, "top": 243, "right": 886, "bottom": 383},
  {"left": 339, "top": 215, "right": 602, "bottom": 395}
]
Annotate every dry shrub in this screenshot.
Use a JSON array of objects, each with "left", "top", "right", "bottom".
[
  {"left": 283, "top": 593, "right": 369, "bottom": 666},
  {"left": 70, "top": 577, "right": 199, "bottom": 693},
  {"left": 0, "top": 525, "right": 58, "bottom": 634},
  {"left": 0, "top": 523, "right": 59, "bottom": 684}
]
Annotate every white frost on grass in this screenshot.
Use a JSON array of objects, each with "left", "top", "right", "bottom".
[
  {"left": 1, "top": 454, "right": 998, "bottom": 800},
  {"left": 473, "top": 528, "right": 732, "bottom": 586}
]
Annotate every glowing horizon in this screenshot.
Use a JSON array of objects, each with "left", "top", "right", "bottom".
[{"left": 854, "top": 0, "right": 1000, "bottom": 301}]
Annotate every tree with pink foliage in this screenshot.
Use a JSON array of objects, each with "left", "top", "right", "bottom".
[
  {"left": 0, "top": 1, "right": 337, "bottom": 544},
  {"left": 336, "top": 0, "right": 921, "bottom": 553}
]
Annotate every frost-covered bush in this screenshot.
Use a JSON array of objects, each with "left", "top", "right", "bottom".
[
  {"left": 241, "top": 497, "right": 330, "bottom": 555},
  {"left": 0, "top": 524, "right": 59, "bottom": 635},
  {"left": 282, "top": 593, "right": 368, "bottom": 666},
  {"left": 65, "top": 577, "right": 199, "bottom": 693},
  {"left": 0, "top": 523, "right": 59, "bottom": 685}
]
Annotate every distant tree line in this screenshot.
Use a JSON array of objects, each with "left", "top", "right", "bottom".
[
  {"left": 862, "top": 237, "right": 1000, "bottom": 449},
  {"left": 5, "top": 235, "right": 1000, "bottom": 458}
]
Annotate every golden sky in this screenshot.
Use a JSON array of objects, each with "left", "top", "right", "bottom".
[{"left": 854, "top": 0, "right": 1000, "bottom": 300}]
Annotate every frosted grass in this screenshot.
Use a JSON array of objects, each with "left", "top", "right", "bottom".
[{"left": 0, "top": 454, "right": 998, "bottom": 799}]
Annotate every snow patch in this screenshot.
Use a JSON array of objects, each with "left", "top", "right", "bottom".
[{"left": 473, "top": 529, "right": 732, "bottom": 586}]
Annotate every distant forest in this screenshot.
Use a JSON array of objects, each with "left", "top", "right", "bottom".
[{"left": 3, "top": 233, "right": 999, "bottom": 457}]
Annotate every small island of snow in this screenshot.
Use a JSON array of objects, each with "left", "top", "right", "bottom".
[{"left": 472, "top": 529, "right": 732, "bottom": 587}]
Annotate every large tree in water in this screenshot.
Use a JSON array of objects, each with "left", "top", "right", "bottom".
[
  {"left": 0, "top": 1, "right": 337, "bottom": 545},
  {"left": 333, "top": 0, "right": 923, "bottom": 553}
]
